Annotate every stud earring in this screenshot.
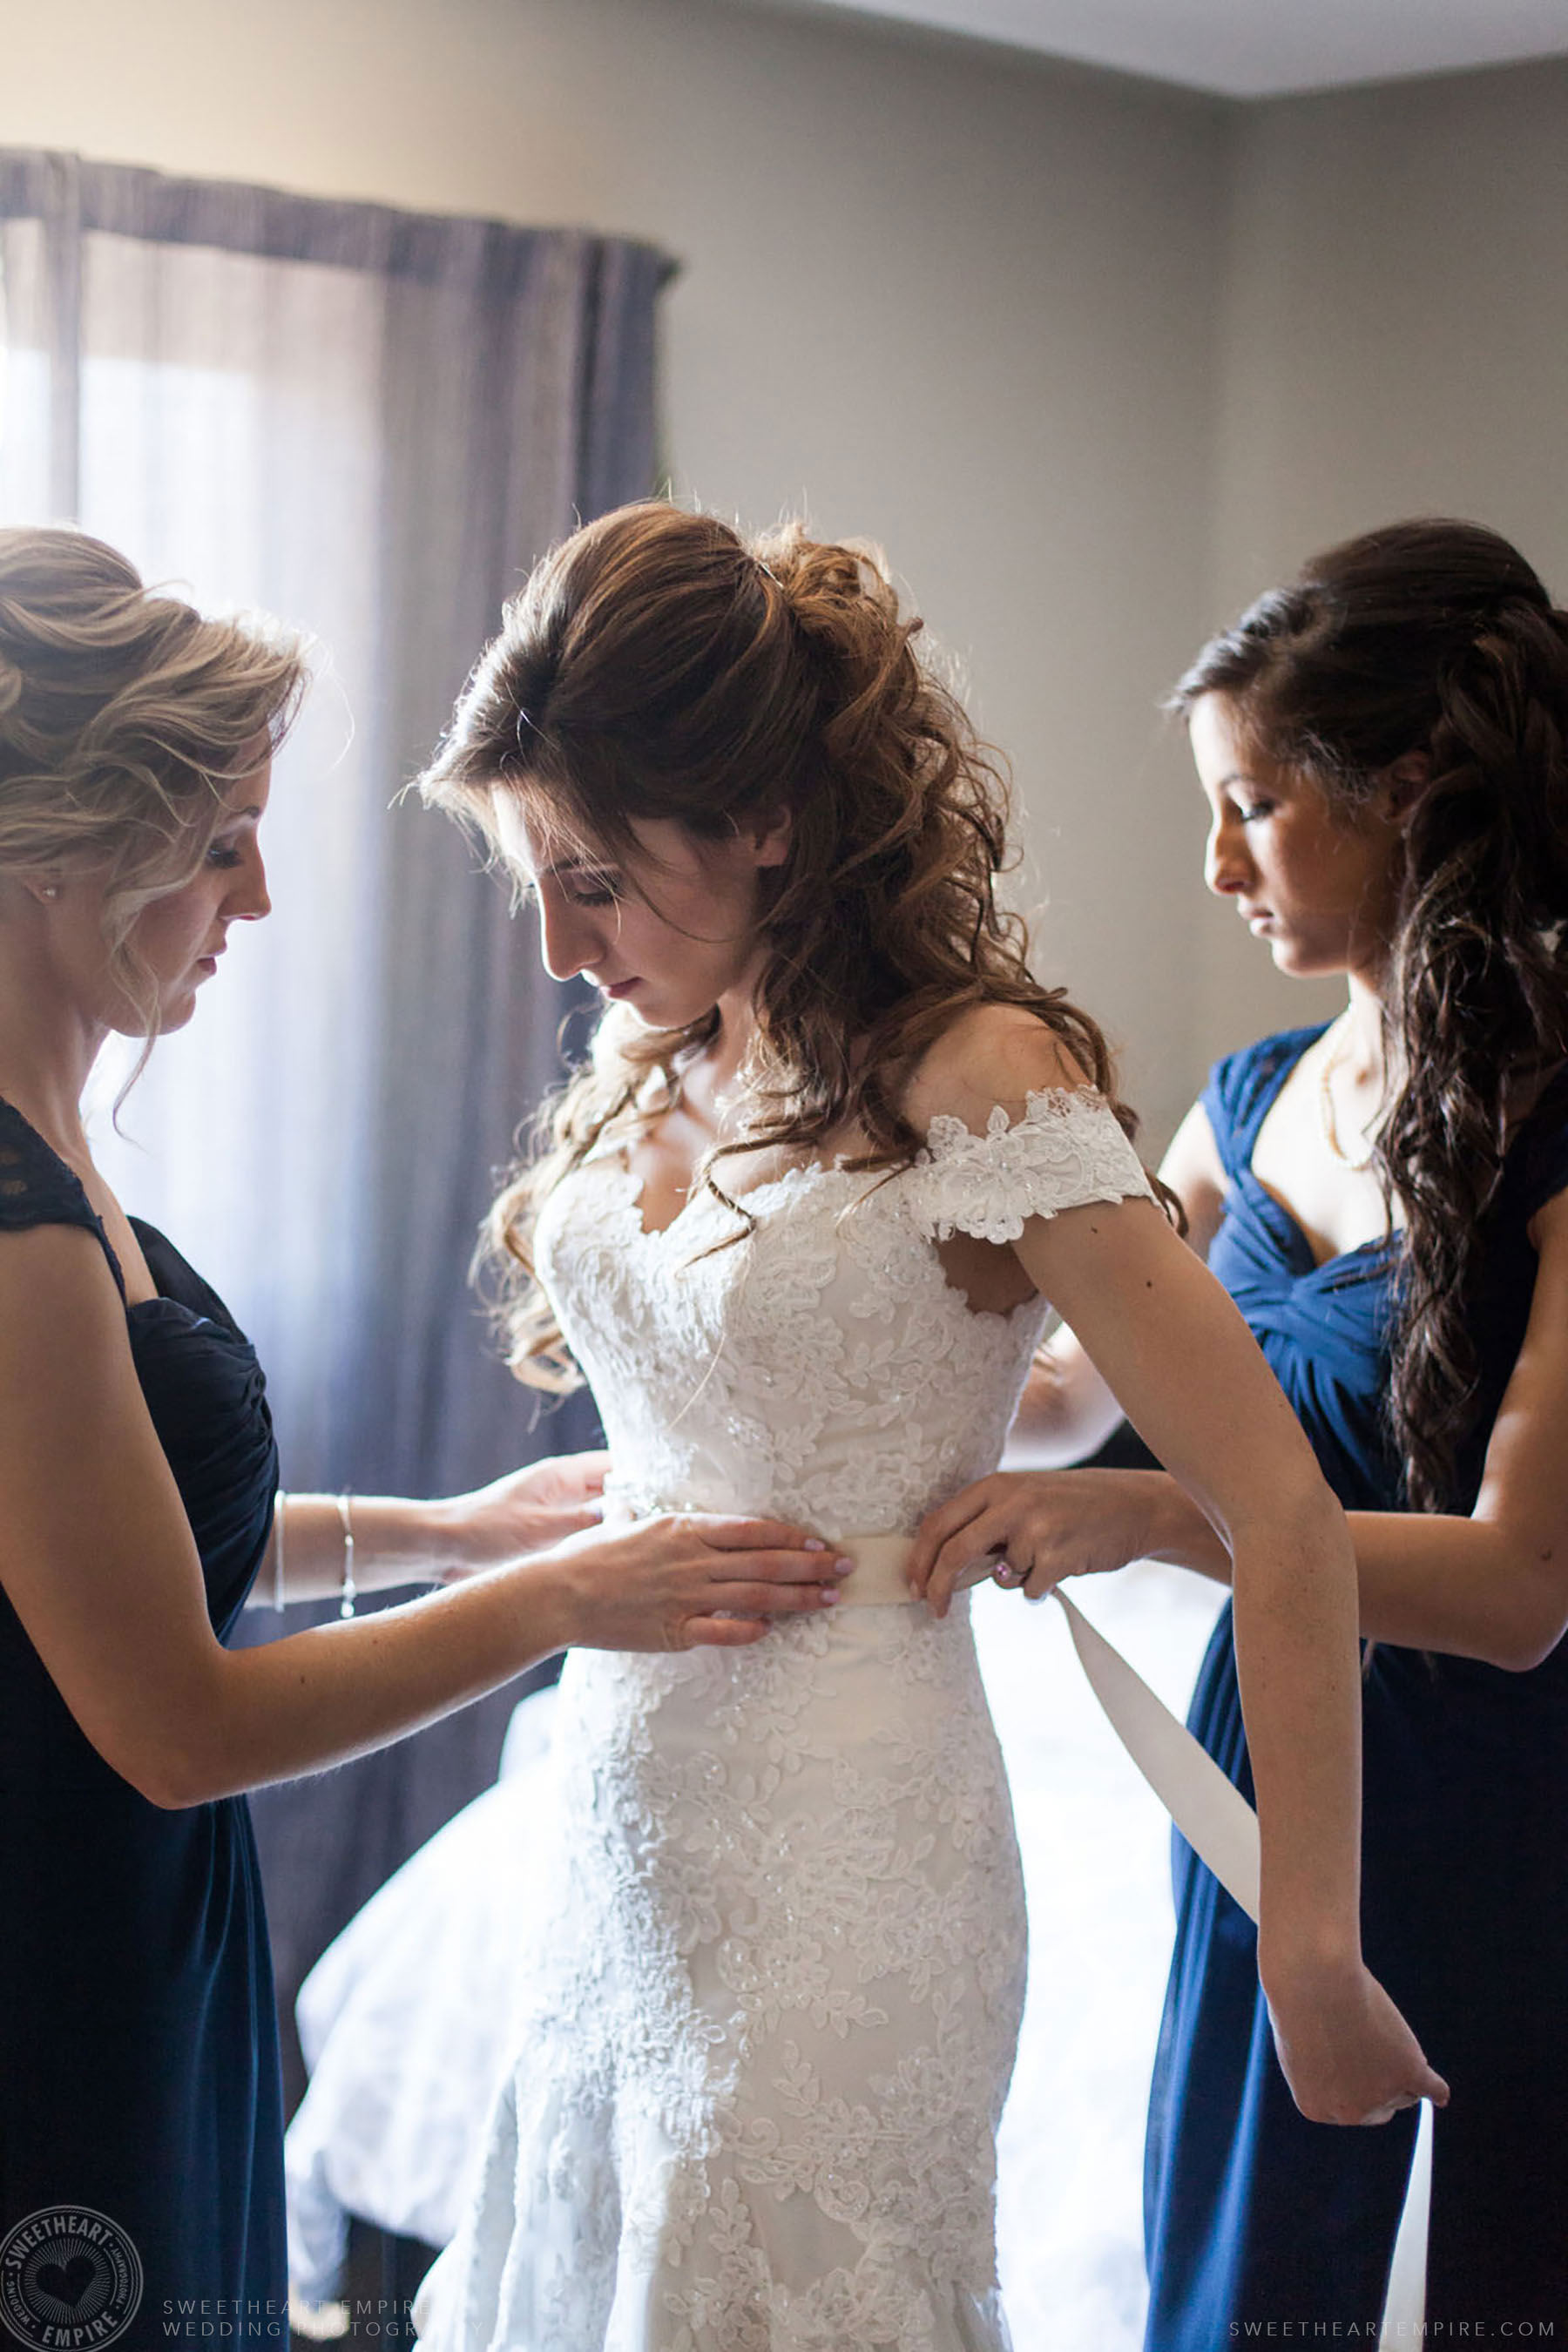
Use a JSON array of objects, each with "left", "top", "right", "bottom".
[{"left": 38, "top": 884, "right": 61, "bottom": 901}]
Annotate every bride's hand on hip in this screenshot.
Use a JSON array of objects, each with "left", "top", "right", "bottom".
[
  {"left": 429, "top": 1450, "right": 612, "bottom": 1578},
  {"left": 1262, "top": 1947, "right": 1450, "bottom": 2126},
  {"left": 537, "top": 1512, "right": 855, "bottom": 1651},
  {"left": 908, "top": 1470, "right": 1170, "bottom": 1619}
]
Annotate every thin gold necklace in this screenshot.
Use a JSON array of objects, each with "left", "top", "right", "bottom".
[{"left": 1317, "top": 1022, "right": 1381, "bottom": 1173}]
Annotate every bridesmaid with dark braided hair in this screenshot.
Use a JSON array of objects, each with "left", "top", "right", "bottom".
[{"left": 911, "top": 519, "right": 1568, "bottom": 2336}]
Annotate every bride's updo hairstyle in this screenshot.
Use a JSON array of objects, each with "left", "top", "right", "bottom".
[
  {"left": 423, "top": 499, "right": 1149, "bottom": 1387},
  {"left": 0, "top": 526, "right": 306, "bottom": 1039},
  {"left": 1171, "top": 518, "right": 1568, "bottom": 1511}
]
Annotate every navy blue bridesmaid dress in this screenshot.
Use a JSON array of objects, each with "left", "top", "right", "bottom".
[
  {"left": 1143, "top": 1027, "right": 1568, "bottom": 2342},
  {"left": 0, "top": 1102, "right": 286, "bottom": 2342}
]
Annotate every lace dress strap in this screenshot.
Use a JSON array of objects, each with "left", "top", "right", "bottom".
[
  {"left": 0, "top": 1099, "right": 127, "bottom": 1301},
  {"left": 913, "top": 1085, "right": 1156, "bottom": 1245}
]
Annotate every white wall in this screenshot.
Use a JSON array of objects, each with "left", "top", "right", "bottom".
[{"left": 1, "top": 0, "right": 1230, "bottom": 1138}]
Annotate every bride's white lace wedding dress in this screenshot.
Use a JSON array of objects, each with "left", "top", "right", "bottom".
[{"left": 414, "top": 1087, "right": 1154, "bottom": 2352}]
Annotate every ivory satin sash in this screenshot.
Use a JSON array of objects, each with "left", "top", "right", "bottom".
[{"left": 834, "top": 1531, "right": 1433, "bottom": 2344}]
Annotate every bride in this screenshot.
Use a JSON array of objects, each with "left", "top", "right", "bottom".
[{"left": 409, "top": 504, "right": 1439, "bottom": 2351}]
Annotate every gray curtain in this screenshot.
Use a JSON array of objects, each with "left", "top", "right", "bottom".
[{"left": 0, "top": 148, "right": 672, "bottom": 2104}]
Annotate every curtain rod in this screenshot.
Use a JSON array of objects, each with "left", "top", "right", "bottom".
[{"left": 0, "top": 147, "right": 680, "bottom": 291}]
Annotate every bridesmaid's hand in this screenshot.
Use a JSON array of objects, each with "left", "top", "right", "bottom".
[
  {"left": 1263, "top": 1950, "right": 1450, "bottom": 2126},
  {"left": 908, "top": 1470, "right": 1173, "bottom": 1618},
  {"left": 537, "top": 1511, "right": 855, "bottom": 1651},
  {"left": 430, "top": 1450, "right": 612, "bottom": 1578}
]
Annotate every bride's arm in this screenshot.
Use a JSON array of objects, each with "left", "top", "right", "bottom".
[
  {"left": 902, "top": 1009, "right": 1445, "bottom": 2127},
  {"left": 1007, "top": 1099, "right": 1230, "bottom": 1466}
]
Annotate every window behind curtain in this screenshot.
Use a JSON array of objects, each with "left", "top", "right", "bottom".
[{"left": 0, "top": 148, "right": 672, "bottom": 2110}]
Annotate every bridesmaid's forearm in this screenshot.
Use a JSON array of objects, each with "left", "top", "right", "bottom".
[
  {"left": 247, "top": 1492, "right": 476, "bottom": 1609},
  {"left": 173, "top": 1560, "right": 574, "bottom": 1803},
  {"left": 1136, "top": 1474, "right": 1233, "bottom": 1580},
  {"left": 1132, "top": 1473, "right": 1562, "bottom": 1668},
  {"left": 1342, "top": 1511, "right": 1561, "bottom": 1669}
]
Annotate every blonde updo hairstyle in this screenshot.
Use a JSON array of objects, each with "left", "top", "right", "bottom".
[
  {"left": 0, "top": 526, "right": 307, "bottom": 1040},
  {"left": 422, "top": 500, "right": 1151, "bottom": 1388}
]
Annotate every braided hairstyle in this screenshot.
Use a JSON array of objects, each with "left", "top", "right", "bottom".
[
  {"left": 1171, "top": 518, "right": 1568, "bottom": 1509},
  {"left": 422, "top": 499, "right": 1154, "bottom": 1387}
]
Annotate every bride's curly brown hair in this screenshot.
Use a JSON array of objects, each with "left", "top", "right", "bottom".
[
  {"left": 1172, "top": 518, "right": 1568, "bottom": 1511},
  {"left": 422, "top": 500, "right": 1154, "bottom": 1388}
]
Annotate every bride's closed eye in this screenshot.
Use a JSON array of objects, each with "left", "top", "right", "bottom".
[
  {"left": 564, "top": 875, "right": 620, "bottom": 907},
  {"left": 518, "top": 871, "right": 622, "bottom": 909}
]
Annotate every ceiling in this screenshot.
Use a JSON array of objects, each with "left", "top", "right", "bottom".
[{"left": 752, "top": 0, "right": 1568, "bottom": 98}]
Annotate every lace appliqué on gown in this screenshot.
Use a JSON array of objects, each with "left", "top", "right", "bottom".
[{"left": 415, "top": 1089, "right": 1153, "bottom": 2352}]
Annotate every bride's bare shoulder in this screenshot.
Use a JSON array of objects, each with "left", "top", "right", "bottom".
[{"left": 901, "top": 1003, "right": 1096, "bottom": 1137}]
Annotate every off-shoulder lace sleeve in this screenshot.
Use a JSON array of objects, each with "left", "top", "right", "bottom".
[{"left": 913, "top": 1085, "right": 1156, "bottom": 1245}]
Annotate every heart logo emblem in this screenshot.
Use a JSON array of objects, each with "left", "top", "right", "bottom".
[
  {"left": 37, "top": 2254, "right": 97, "bottom": 2308},
  {"left": 2, "top": 2205, "right": 143, "bottom": 2347}
]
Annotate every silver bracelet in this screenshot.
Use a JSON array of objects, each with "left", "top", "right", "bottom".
[
  {"left": 336, "top": 1490, "right": 357, "bottom": 1619},
  {"left": 274, "top": 1490, "right": 288, "bottom": 1614}
]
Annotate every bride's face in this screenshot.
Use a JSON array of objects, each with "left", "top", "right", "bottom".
[{"left": 490, "top": 792, "right": 791, "bottom": 1031}]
